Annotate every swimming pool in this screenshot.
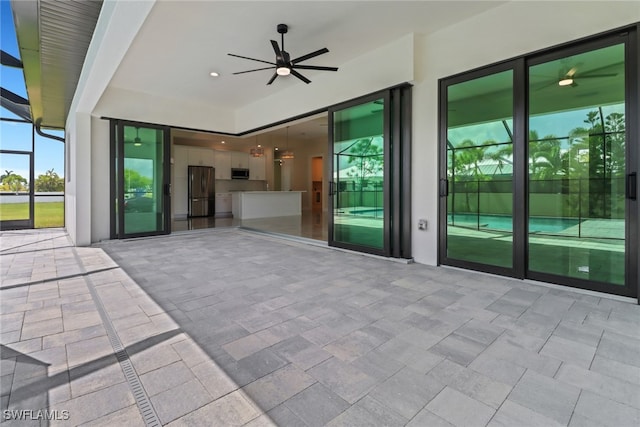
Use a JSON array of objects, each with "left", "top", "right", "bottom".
[
  {"left": 448, "top": 213, "right": 580, "bottom": 233},
  {"left": 350, "top": 208, "right": 384, "bottom": 217}
]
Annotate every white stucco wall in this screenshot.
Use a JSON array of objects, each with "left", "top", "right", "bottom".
[
  {"left": 409, "top": 1, "right": 640, "bottom": 266},
  {"left": 64, "top": 112, "right": 92, "bottom": 246},
  {"left": 91, "top": 117, "right": 111, "bottom": 243}
]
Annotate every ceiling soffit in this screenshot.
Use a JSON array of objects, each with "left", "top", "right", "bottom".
[{"left": 11, "top": 0, "right": 103, "bottom": 129}]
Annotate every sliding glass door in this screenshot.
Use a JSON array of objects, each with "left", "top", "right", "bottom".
[
  {"left": 329, "top": 94, "right": 389, "bottom": 255},
  {"left": 440, "top": 28, "right": 637, "bottom": 297},
  {"left": 328, "top": 87, "right": 412, "bottom": 258},
  {"left": 527, "top": 41, "right": 629, "bottom": 288},
  {"left": 111, "top": 121, "right": 171, "bottom": 238},
  {"left": 442, "top": 66, "right": 516, "bottom": 274}
]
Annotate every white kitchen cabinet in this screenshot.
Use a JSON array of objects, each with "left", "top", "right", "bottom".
[
  {"left": 174, "top": 176, "right": 188, "bottom": 217},
  {"left": 214, "top": 151, "right": 231, "bottom": 179},
  {"left": 188, "top": 147, "right": 214, "bottom": 167},
  {"left": 173, "top": 145, "right": 189, "bottom": 178},
  {"left": 215, "top": 192, "right": 232, "bottom": 217},
  {"left": 249, "top": 155, "right": 266, "bottom": 180},
  {"left": 231, "top": 151, "right": 249, "bottom": 169}
]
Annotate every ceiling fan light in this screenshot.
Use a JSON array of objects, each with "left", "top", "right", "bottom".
[
  {"left": 558, "top": 78, "right": 574, "bottom": 86},
  {"left": 277, "top": 66, "right": 291, "bottom": 76}
]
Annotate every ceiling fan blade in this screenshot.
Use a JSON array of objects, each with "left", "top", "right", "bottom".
[
  {"left": 233, "top": 66, "right": 276, "bottom": 75},
  {"left": 293, "top": 65, "right": 338, "bottom": 72},
  {"left": 228, "top": 53, "right": 276, "bottom": 66},
  {"left": 576, "top": 73, "right": 618, "bottom": 78},
  {"left": 291, "top": 48, "right": 329, "bottom": 64},
  {"left": 290, "top": 69, "right": 311, "bottom": 84},
  {"left": 267, "top": 72, "right": 278, "bottom": 85},
  {"left": 271, "top": 40, "right": 282, "bottom": 58}
]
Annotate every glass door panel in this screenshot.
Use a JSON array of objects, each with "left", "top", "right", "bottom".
[
  {"left": 528, "top": 43, "right": 626, "bottom": 286},
  {"left": 117, "top": 124, "right": 170, "bottom": 237},
  {"left": 330, "top": 97, "right": 386, "bottom": 253},
  {"left": 445, "top": 70, "right": 514, "bottom": 269},
  {"left": 0, "top": 152, "right": 33, "bottom": 229}
]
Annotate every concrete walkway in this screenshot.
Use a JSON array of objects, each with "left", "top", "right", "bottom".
[{"left": 1, "top": 228, "right": 639, "bottom": 426}]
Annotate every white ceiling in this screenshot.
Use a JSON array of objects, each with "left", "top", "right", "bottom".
[
  {"left": 109, "top": 1, "right": 507, "bottom": 111},
  {"left": 106, "top": 1, "right": 508, "bottom": 150}
]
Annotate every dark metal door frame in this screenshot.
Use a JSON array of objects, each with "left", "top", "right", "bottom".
[
  {"left": 0, "top": 149, "right": 34, "bottom": 230},
  {"left": 328, "top": 85, "right": 412, "bottom": 259},
  {"left": 110, "top": 119, "right": 171, "bottom": 239},
  {"left": 438, "top": 25, "right": 638, "bottom": 298}
]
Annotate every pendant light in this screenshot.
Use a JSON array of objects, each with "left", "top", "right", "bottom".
[
  {"left": 250, "top": 135, "right": 264, "bottom": 157},
  {"left": 133, "top": 127, "right": 142, "bottom": 147},
  {"left": 280, "top": 126, "right": 294, "bottom": 159}
]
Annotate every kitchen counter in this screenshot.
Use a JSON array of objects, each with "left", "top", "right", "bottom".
[{"left": 231, "top": 191, "right": 305, "bottom": 219}]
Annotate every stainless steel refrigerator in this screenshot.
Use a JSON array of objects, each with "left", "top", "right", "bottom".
[{"left": 188, "top": 166, "right": 215, "bottom": 217}]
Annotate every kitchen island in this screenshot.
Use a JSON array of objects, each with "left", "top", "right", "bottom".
[{"left": 231, "top": 191, "right": 305, "bottom": 219}]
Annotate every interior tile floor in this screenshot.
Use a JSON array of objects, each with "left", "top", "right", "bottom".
[
  {"left": 1, "top": 228, "right": 639, "bottom": 426},
  {"left": 173, "top": 209, "right": 328, "bottom": 241}
]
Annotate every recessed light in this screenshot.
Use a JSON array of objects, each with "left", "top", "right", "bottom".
[
  {"left": 221, "top": 141, "right": 225, "bottom": 144},
  {"left": 257, "top": 144, "right": 262, "bottom": 148},
  {"left": 210, "top": 71, "right": 219, "bottom": 77},
  {"left": 275, "top": 147, "right": 279, "bottom": 151}
]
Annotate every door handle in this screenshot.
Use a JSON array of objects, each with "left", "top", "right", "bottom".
[
  {"left": 329, "top": 181, "right": 334, "bottom": 196},
  {"left": 164, "top": 183, "right": 171, "bottom": 196},
  {"left": 439, "top": 179, "right": 449, "bottom": 197},
  {"left": 627, "top": 172, "right": 637, "bottom": 200}
]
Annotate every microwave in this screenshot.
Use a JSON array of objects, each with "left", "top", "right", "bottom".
[{"left": 231, "top": 168, "right": 250, "bottom": 179}]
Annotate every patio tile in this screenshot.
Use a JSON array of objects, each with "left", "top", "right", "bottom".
[
  {"left": 429, "top": 333, "right": 487, "bottom": 366},
  {"left": 223, "top": 334, "right": 272, "bottom": 361},
  {"left": 570, "top": 390, "right": 640, "bottom": 427},
  {"left": 308, "top": 357, "right": 378, "bottom": 404},
  {"left": 555, "top": 363, "right": 640, "bottom": 409},
  {"left": 508, "top": 370, "right": 580, "bottom": 425},
  {"left": 327, "top": 395, "right": 408, "bottom": 427},
  {"left": 139, "top": 360, "right": 194, "bottom": 397},
  {"left": 488, "top": 400, "right": 563, "bottom": 427},
  {"left": 57, "top": 381, "right": 135, "bottom": 425},
  {"left": 242, "top": 364, "right": 316, "bottom": 412},
  {"left": 539, "top": 335, "right": 597, "bottom": 369},
  {"left": 150, "top": 378, "right": 212, "bottom": 425},
  {"left": 407, "top": 409, "right": 454, "bottom": 427},
  {"left": 590, "top": 354, "right": 640, "bottom": 386},
  {"left": 267, "top": 404, "right": 307, "bottom": 426},
  {"left": 270, "top": 335, "right": 332, "bottom": 370},
  {"left": 284, "top": 382, "right": 350, "bottom": 427},
  {"left": 596, "top": 330, "right": 640, "bottom": 368},
  {"left": 426, "top": 386, "right": 495, "bottom": 427},
  {"left": 20, "top": 317, "right": 63, "bottom": 340},
  {"left": 369, "top": 366, "right": 445, "bottom": 419}
]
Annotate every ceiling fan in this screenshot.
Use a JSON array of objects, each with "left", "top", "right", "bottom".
[
  {"left": 125, "top": 127, "right": 143, "bottom": 147},
  {"left": 536, "top": 64, "right": 618, "bottom": 90},
  {"left": 228, "top": 24, "right": 338, "bottom": 85},
  {"left": 556, "top": 66, "right": 618, "bottom": 87}
]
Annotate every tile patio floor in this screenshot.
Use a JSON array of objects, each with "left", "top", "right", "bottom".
[{"left": 1, "top": 228, "right": 639, "bottom": 426}]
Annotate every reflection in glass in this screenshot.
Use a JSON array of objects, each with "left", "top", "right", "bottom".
[
  {"left": 0, "top": 152, "right": 30, "bottom": 222},
  {"left": 446, "top": 70, "right": 514, "bottom": 268},
  {"left": 528, "top": 44, "right": 625, "bottom": 285},
  {"left": 332, "top": 99, "right": 384, "bottom": 250}
]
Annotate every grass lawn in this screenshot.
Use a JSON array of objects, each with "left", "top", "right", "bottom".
[{"left": 0, "top": 202, "right": 64, "bottom": 228}]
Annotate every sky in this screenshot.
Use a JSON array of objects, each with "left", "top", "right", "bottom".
[{"left": 1, "top": 0, "right": 64, "bottom": 182}]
